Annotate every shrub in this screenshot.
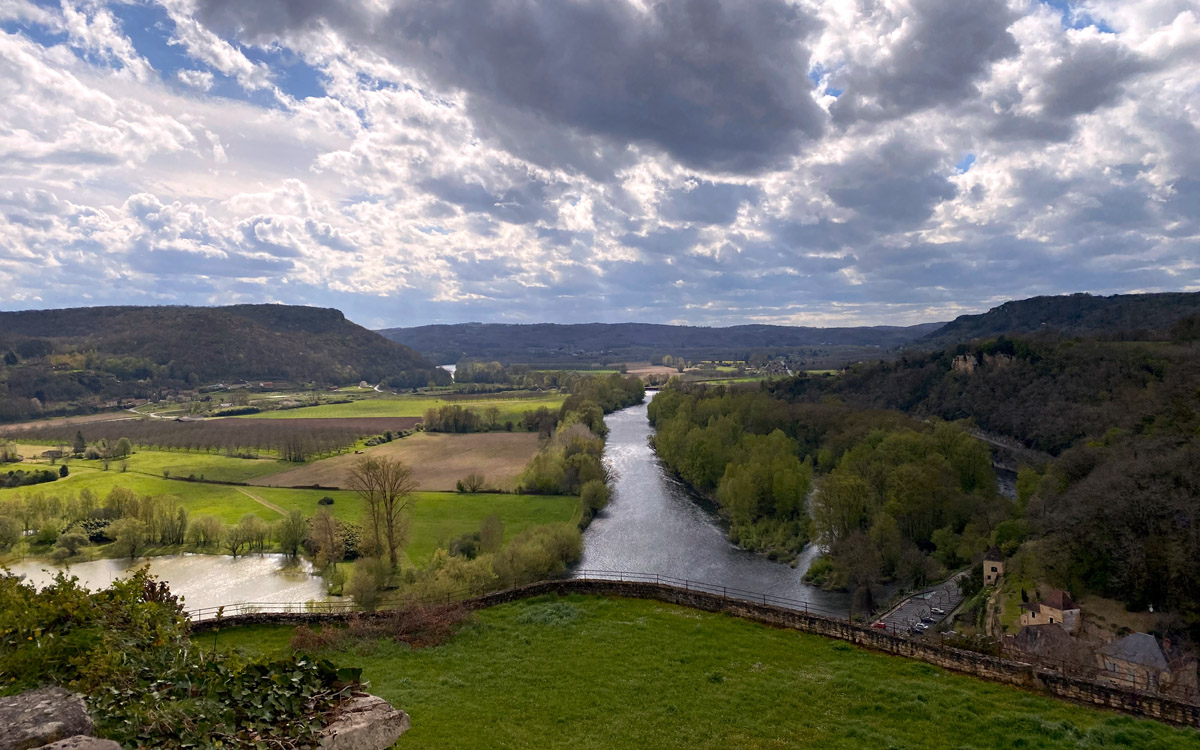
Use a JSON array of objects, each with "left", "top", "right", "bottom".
[
  {"left": 0, "top": 569, "right": 362, "bottom": 748},
  {"left": 318, "top": 496, "right": 335, "bottom": 505}
]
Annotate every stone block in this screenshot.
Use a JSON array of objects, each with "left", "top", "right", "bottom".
[
  {"left": 0, "top": 687, "right": 95, "bottom": 750},
  {"left": 318, "top": 694, "right": 411, "bottom": 750}
]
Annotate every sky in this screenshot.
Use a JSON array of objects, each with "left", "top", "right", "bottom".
[{"left": 0, "top": 0, "right": 1198, "bottom": 330}]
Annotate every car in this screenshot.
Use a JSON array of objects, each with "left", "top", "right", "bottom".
[
  {"left": 930, "top": 607, "right": 946, "bottom": 615},
  {"left": 914, "top": 622, "right": 929, "bottom": 632},
  {"left": 909, "top": 625, "right": 923, "bottom": 635},
  {"left": 921, "top": 615, "right": 935, "bottom": 623},
  {"left": 871, "top": 622, "right": 888, "bottom": 630}
]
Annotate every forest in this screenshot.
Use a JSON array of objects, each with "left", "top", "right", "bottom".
[
  {"left": 0, "top": 304, "right": 450, "bottom": 423},
  {"left": 768, "top": 316, "right": 1200, "bottom": 627},
  {"left": 648, "top": 387, "right": 1004, "bottom": 606}
]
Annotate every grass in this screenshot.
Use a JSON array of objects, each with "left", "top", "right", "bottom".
[
  {"left": 241, "top": 394, "right": 566, "bottom": 423},
  {"left": 210, "top": 595, "right": 1200, "bottom": 749},
  {"left": 1, "top": 462, "right": 577, "bottom": 565}
]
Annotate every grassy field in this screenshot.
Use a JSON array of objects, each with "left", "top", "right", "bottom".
[
  {"left": 241, "top": 394, "right": 565, "bottom": 423},
  {"left": 211, "top": 595, "right": 1198, "bottom": 750},
  {"left": 0, "top": 463, "right": 576, "bottom": 565},
  {"left": 250, "top": 432, "right": 541, "bottom": 492}
]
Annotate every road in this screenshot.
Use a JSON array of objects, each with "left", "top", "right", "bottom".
[{"left": 872, "top": 571, "right": 967, "bottom": 636}]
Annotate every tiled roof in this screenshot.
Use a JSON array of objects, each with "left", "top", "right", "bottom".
[
  {"left": 1039, "top": 588, "right": 1077, "bottom": 611},
  {"left": 1099, "top": 633, "right": 1168, "bottom": 671}
]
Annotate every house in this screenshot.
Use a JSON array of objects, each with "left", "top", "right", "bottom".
[
  {"left": 1097, "top": 633, "right": 1172, "bottom": 691},
  {"left": 984, "top": 546, "right": 1004, "bottom": 586},
  {"left": 1004, "top": 624, "right": 1092, "bottom": 670},
  {"left": 1019, "top": 588, "right": 1080, "bottom": 633}
]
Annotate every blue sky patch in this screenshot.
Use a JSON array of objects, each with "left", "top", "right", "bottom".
[{"left": 956, "top": 154, "right": 976, "bottom": 173}]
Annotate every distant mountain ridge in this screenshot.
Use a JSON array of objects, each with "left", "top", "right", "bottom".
[
  {"left": 378, "top": 321, "right": 945, "bottom": 364},
  {"left": 0, "top": 305, "right": 447, "bottom": 422},
  {"left": 916, "top": 291, "right": 1200, "bottom": 350}
]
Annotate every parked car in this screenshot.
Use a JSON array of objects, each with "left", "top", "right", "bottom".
[
  {"left": 930, "top": 607, "right": 946, "bottom": 615},
  {"left": 871, "top": 622, "right": 888, "bottom": 630},
  {"left": 914, "top": 622, "right": 929, "bottom": 632},
  {"left": 921, "top": 615, "right": 935, "bottom": 623}
]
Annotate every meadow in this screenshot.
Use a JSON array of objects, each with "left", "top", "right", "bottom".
[
  {"left": 212, "top": 595, "right": 1200, "bottom": 750},
  {"left": 0, "top": 452, "right": 577, "bottom": 565},
  {"left": 242, "top": 393, "right": 566, "bottom": 424}
]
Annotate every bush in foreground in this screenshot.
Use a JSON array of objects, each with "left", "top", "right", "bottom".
[{"left": 0, "top": 569, "right": 360, "bottom": 749}]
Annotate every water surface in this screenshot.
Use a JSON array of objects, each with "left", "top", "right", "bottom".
[{"left": 577, "top": 394, "right": 851, "bottom": 616}]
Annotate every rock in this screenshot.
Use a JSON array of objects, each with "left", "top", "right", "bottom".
[
  {"left": 35, "top": 737, "right": 122, "bottom": 750},
  {"left": 318, "top": 694, "right": 410, "bottom": 750},
  {"left": 0, "top": 688, "right": 95, "bottom": 750}
]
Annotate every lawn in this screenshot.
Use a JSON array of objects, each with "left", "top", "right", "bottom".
[
  {"left": 211, "top": 595, "right": 1199, "bottom": 750},
  {"left": 241, "top": 394, "right": 566, "bottom": 424}
]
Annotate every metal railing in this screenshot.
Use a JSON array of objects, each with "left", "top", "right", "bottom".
[{"left": 184, "top": 569, "right": 852, "bottom": 623}]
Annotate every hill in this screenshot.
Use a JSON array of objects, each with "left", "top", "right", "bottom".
[
  {"left": 379, "top": 321, "right": 943, "bottom": 364},
  {"left": 0, "top": 304, "right": 448, "bottom": 423},
  {"left": 915, "top": 291, "right": 1200, "bottom": 350}
]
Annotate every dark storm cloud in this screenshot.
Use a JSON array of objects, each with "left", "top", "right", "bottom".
[
  {"left": 1039, "top": 39, "right": 1153, "bottom": 119},
  {"left": 820, "top": 139, "right": 957, "bottom": 230},
  {"left": 830, "top": 0, "right": 1018, "bottom": 125},
  {"left": 660, "top": 181, "right": 759, "bottom": 225},
  {"left": 192, "top": 0, "right": 826, "bottom": 173}
]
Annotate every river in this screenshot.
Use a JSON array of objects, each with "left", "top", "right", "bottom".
[{"left": 577, "top": 393, "right": 851, "bottom": 615}]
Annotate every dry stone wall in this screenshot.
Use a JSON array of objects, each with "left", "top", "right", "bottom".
[{"left": 193, "top": 578, "right": 1200, "bottom": 729}]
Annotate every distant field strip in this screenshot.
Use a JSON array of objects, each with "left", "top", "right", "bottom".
[
  {"left": 251, "top": 432, "right": 541, "bottom": 491},
  {"left": 241, "top": 394, "right": 565, "bottom": 423}
]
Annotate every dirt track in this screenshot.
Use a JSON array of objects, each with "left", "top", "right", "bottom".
[{"left": 250, "top": 431, "right": 541, "bottom": 491}]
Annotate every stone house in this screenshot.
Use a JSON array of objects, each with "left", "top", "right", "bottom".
[
  {"left": 983, "top": 546, "right": 1004, "bottom": 586},
  {"left": 1004, "top": 623, "right": 1093, "bottom": 671},
  {"left": 1097, "top": 633, "right": 1171, "bottom": 691},
  {"left": 1019, "top": 588, "right": 1080, "bottom": 633}
]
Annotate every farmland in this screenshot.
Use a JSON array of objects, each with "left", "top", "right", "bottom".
[
  {"left": 251, "top": 432, "right": 542, "bottom": 491},
  {"left": 241, "top": 393, "right": 566, "bottom": 425},
  {"left": 213, "top": 595, "right": 1200, "bottom": 750}
]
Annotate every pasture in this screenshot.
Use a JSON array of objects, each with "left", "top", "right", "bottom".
[
  {"left": 241, "top": 393, "right": 566, "bottom": 425},
  {"left": 250, "top": 432, "right": 541, "bottom": 492},
  {"left": 212, "top": 595, "right": 1200, "bottom": 750}
]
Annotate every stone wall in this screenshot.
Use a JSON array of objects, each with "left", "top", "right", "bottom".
[{"left": 193, "top": 578, "right": 1200, "bottom": 728}]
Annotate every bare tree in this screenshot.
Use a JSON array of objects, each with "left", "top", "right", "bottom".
[
  {"left": 348, "top": 455, "right": 418, "bottom": 570},
  {"left": 309, "top": 509, "right": 343, "bottom": 569}
]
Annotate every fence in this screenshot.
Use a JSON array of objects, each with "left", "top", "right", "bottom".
[{"left": 184, "top": 569, "right": 851, "bottom": 623}]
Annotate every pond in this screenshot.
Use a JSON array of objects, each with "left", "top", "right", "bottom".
[{"left": 5, "top": 553, "right": 327, "bottom": 613}]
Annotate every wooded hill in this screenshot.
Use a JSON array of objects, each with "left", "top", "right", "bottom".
[
  {"left": 0, "top": 305, "right": 448, "bottom": 423},
  {"left": 915, "top": 291, "right": 1200, "bottom": 351},
  {"left": 378, "top": 321, "right": 944, "bottom": 364}
]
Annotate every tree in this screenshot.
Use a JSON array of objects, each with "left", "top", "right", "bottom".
[
  {"left": 309, "top": 509, "right": 343, "bottom": 570},
  {"left": 479, "top": 514, "right": 504, "bottom": 554},
  {"left": 484, "top": 406, "right": 500, "bottom": 430},
  {"left": 274, "top": 510, "right": 307, "bottom": 558},
  {"left": 55, "top": 528, "right": 89, "bottom": 557},
  {"left": 114, "top": 437, "right": 132, "bottom": 459},
  {"left": 223, "top": 524, "right": 248, "bottom": 557},
  {"left": 348, "top": 456, "right": 417, "bottom": 570},
  {"left": 59, "top": 465, "right": 68, "bottom": 478},
  {"left": 0, "top": 516, "right": 20, "bottom": 551},
  {"left": 238, "top": 514, "right": 270, "bottom": 553},
  {"left": 187, "top": 515, "right": 223, "bottom": 548},
  {"left": 2, "top": 350, "right": 17, "bottom": 366},
  {"left": 580, "top": 479, "right": 611, "bottom": 516},
  {"left": 459, "top": 472, "right": 487, "bottom": 493},
  {"left": 72, "top": 431, "right": 86, "bottom": 457},
  {"left": 345, "top": 557, "right": 389, "bottom": 611},
  {"left": 108, "top": 518, "right": 147, "bottom": 559}
]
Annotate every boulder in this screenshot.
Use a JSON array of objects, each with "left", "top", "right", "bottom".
[
  {"left": 0, "top": 688, "right": 94, "bottom": 750},
  {"left": 35, "top": 737, "right": 122, "bottom": 750},
  {"left": 318, "top": 694, "right": 410, "bottom": 750}
]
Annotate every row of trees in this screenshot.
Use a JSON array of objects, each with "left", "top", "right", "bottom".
[{"left": 2, "top": 419, "right": 374, "bottom": 462}]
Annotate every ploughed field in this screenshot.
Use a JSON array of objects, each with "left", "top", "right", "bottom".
[
  {"left": 252, "top": 432, "right": 541, "bottom": 491},
  {"left": 213, "top": 595, "right": 1199, "bottom": 750}
]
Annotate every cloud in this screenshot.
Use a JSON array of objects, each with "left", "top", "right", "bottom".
[{"left": 0, "top": 0, "right": 1197, "bottom": 328}]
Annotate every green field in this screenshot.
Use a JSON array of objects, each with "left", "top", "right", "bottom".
[
  {"left": 212, "top": 595, "right": 1197, "bottom": 750},
  {"left": 241, "top": 394, "right": 566, "bottom": 424},
  {"left": 1, "top": 463, "right": 576, "bottom": 565}
]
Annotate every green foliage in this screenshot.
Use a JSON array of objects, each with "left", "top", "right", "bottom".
[
  {"left": 275, "top": 509, "right": 308, "bottom": 557},
  {"left": 0, "top": 515, "right": 20, "bottom": 550},
  {"left": 0, "top": 467, "right": 59, "bottom": 489},
  {"left": 0, "top": 569, "right": 358, "bottom": 748},
  {"left": 107, "top": 517, "right": 148, "bottom": 559}
]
